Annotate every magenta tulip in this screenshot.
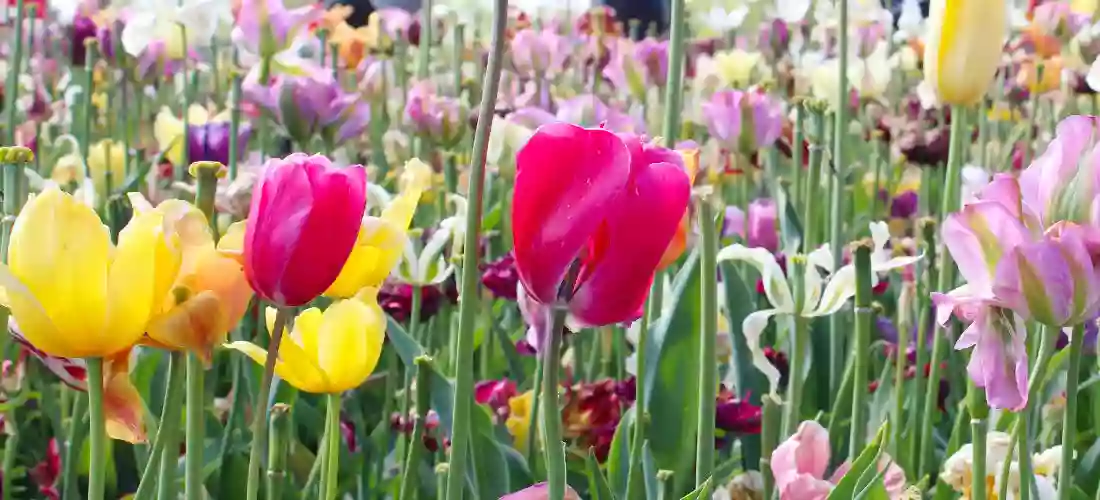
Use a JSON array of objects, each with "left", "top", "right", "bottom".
[
  {"left": 512, "top": 123, "right": 690, "bottom": 342},
  {"left": 243, "top": 153, "right": 367, "bottom": 307}
]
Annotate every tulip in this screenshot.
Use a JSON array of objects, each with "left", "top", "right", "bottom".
[
  {"left": 70, "top": 14, "right": 98, "bottom": 66},
  {"left": 481, "top": 254, "right": 520, "bottom": 300},
  {"left": 11, "top": 319, "right": 146, "bottom": 443},
  {"left": 555, "top": 95, "right": 645, "bottom": 133},
  {"left": 155, "top": 105, "right": 228, "bottom": 166},
  {"left": 1019, "top": 115, "right": 1100, "bottom": 227},
  {"left": 512, "top": 123, "right": 691, "bottom": 335},
  {"left": 501, "top": 483, "right": 582, "bottom": 500},
  {"left": 603, "top": 37, "right": 670, "bottom": 100},
  {"left": 504, "top": 390, "right": 535, "bottom": 454},
  {"left": 0, "top": 186, "right": 193, "bottom": 359},
  {"left": 657, "top": 149, "right": 700, "bottom": 269},
  {"left": 187, "top": 121, "right": 253, "bottom": 167},
  {"left": 325, "top": 159, "right": 432, "bottom": 298},
  {"left": 329, "top": 22, "right": 373, "bottom": 70},
  {"left": 701, "top": 49, "right": 762, "bottom": 87},
  {"left": 232, "top": 0, "right": 320, "bottom": 60},
  {"left": 746, "top": 198, "right": 780, "bottom": 252},
  {"left": 121, "top": 0, "right": 231, "bottom": 59},
  {"left": 923, "top": 0, "right": 1007, "bottom": 106},
  {"left": 126, "top": 194, "right": 254, "bottom": 364},
  {"left": 509, "top": 28, "right": 570, "bottom": 79},
  {"left": 403, "top": 82, "right": 467, "bottom": 147},
  {"left": 719, "top": 222, "right": 920, "bottom": 393},
  {"left": 701, "top": 89, "right": 784, "bottom": 154},
  {"left": 771, "top": 420, "right": 907, "bottom": 500},
  {"left": 87, "top": 138, "right": 126, "bottom": 199},
  {"left": 237, "top": 153, "right": 367, "bottom": 307},
  {"left": 243, "top": 68, "right": 370, "bottom": 148},
  {"left": 226, "top": 289, "right": 384, "bottom": 393}
]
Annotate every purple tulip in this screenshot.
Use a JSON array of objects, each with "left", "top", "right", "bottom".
[
  {"left": 404, "top": 82, "right": 467, "bottom": 147},
  {"left": 702, "top": 89, "right": 783, "bottom": 154},
  {"left": 889, "top": 190, "right": 920, "bottom": 218},
  {"left": 70, "top": 14, "right": 98, "bottom": 66},
  {"left": 747, "top": 198, "right": 779, "bottom": 252},
  {"left": 244, "top": 66, "right": 370, "bottom": 147},
  {"left": 187, "top": 122, "right": 252, "bottom": 166}
]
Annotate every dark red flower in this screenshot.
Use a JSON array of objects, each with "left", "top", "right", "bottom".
[
  {"left": 378, "top": 281, "right": 447, "bottom": 323},
  {"left": 714, "top": 392, "right": 762, "bottom": 435},
  {"left": 481, "top": 253, "right": 519, "bottom": 301},
  {"left": 475, "top": 379, "right": 518, "bottom": 422},
  {"left": 340, "top": 420, "right": 358, "bottom": 453},
  {"left": 763, "top": 347, "right": 789, "bottom": 389},
  {"left": 30, "top": 438, "right": 61, "bottom": 500}
]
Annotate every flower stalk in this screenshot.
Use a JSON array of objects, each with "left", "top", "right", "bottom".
[
  {"left": 1060, "top": 324, "right": 1085, "bottom": 500},
  {"left": 4, "top": 0, "right": 25, "bottom": 145},
  {"left": 828, "top": 0, "right": 851, "bottom": 393},
  {"left": 321, "top": 393, "right": 342, "bottom": 500},
  {"left": 244, "top": 308, "right": 291, "bottom": 500},
  {"left": 849, "top": 241, "right": 873, "bottom": 457},
  {"left": 266, "top": 404, "right": 291, "bottom": 500},
  {"left": 86, "top": 358, "right": 107, "bottom": 500},
  {"left": 444, "top": 0, "right": 507, "bottom": 497},
  {"left": 399, "top": 356, "right": 434, "bottom": 500},
  {"left": 695, "top": 195, "right": 719, "bottom": 485}
]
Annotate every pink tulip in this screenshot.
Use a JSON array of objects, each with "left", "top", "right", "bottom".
[
  {"left": 1019, "top": 115, "right": 1100, "bottom": 227},
  {"left": 771, "top": 421, "right": 907, "bottom": 500},
  {"left": 233, "top": 0, "right": 321, "bottom": 59},
  {"left": 747, "top": 198, "right": 780, "bottom": 252},
  {"left": 404, "top": 82, "right": 467, "bottom": 146},
  {"left": 510, "top": 28, "right": 570, "bottom": 79},
  {"left": 243, "top": 153, "right": 367, "bottom": 307},
  {"left": 500, "top": 482, "right": 580, "bottom": 500},
  {"left": 512, "top": 123, "right": 690, "bottom": 344},
  {"left": 702, "top": 89, "right": 784, "bottom": 154}
]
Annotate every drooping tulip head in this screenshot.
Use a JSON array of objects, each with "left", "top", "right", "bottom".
[
  {"left": 242, "top": 153, "right": 367, "bottom": 307},
  {"left": 923, "top": 0, "right": 1007, "bottom": 105}
]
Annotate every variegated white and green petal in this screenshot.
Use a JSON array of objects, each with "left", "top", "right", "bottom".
[
  {"left": 742, "top": 309, "right": 784, "bottom": 395},
  {"left": 717, "top": 244, "right": 795, "bottom": 313}
]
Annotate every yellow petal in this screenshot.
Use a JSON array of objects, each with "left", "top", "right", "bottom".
[
  {"left": 50, "top": 154, "right": 84, "bottom": 185},
  {"left": 154, "top": 106, "right": 184, "bottom": 165},
  {"left": 87, "top": 139, "right": 127, "bottom": 197},
  {"left": 147, "top": 290, "right": 227, "bottom": 366},
  {"left": 103, "top": 350, "right": 148, "bottom": 443},
  {"left": 217, "top": 220, "right": 247, "bottom": 262},
  {"left": 925, "top": 0, "right": 1006, "bottom": 106},
  {"left": 315, "top": 290, "right": 385, "bottom": 393},
  {"left": 290, "top": 307, "right": 323, "bottom": 363},
  {"left": 7, "top": 187, "right": 115, "bottom": 358},
  {"left": 225, "top": 338, "right": 330, "bottom": 393}
]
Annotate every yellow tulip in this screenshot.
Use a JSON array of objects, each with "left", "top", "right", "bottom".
[
  {"left": 87, "top": 139, "right": 127, "bottom": 198},
  {"left": 0, "top": 186, "right": 188, "bottom": 358},
  {"left": 711, "top": 49, "right": 762, "bottom": 87},
  {"left": 225, "top": 289, "right": 386, "bottom": 394},
  {"left": 129, "top": 194, "right": 254, "bottom": 365},
  {"left": 923, "top": 0, "right": 1007, "bottom": 106},
  {"left": 325, "top": 159, "right": 433, "bottom": 298},
  {"left": 154, "top": 105, "right": 228, "bottom": 166},
  {"left": 505, "top": 390, "right": 535, "bottom": 454}
]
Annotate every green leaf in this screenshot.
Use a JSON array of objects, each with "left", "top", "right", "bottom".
[
  {"left": 483, "top": 202, "right": 503, "bottom": 232},
  {"left": 384, "top": 316, "right": 456, "bottom": 434},
  {"left": 719, "top": 262, "right": 763, "bottom": 472},
  {"left": 471, "top": 406, "right": 514, "bottom": 498},
  {"left": 607, "top": 406, "right": 635, "bottom": 498},
  {"left": 645, "top": 250, "right": 703, "bottom": 495},
  {"left": 586, "top": 448, "right": 615, "bottom": 500},
  {"left": 775, "top": 181, "right": 804, "bottom": 254},
  {"left": 677, "top": 456, "right": 739, "bottom": 500},
  {"left": 828, "top": 421, "right": 890, "bottom": 500}
]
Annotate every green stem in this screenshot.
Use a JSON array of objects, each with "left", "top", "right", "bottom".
[
  {"left": 542, "top": 306, "right": 570, "bottom": 500},
  {"left": 321, "top": 393, "right": 342, "bottom": 500},
  {"left": 184, "top": 352, "right": 204, "bottom": 500},
  {"left": 1020, "top": 406, "right": 1033, "bottom": 500},
  {"left": 135, "top": 353, "right": 185, "bottom": 500},
  {"left": 694, "top": 197, "right": 718, "bottom": 485},
  {"left": 266, "top": 404, "right": 291, "bottom": 500},
  {"left": 1059, "top": 324, "right": 1085, "bottom": 500},
  {"left": 624, "top": 283, "right": 658, "bottom": 499},
  {"left": 661, "top": 0, "right": 685, "bottom": 143},
  {"left": 791, "top": 102, "right": 805, "bottom": 215},
  {"left": 417, "top": 0, "right": 433, "bottom": 80},
  {"left": 803, "top": 103, "right": 825, "bottom": 253},
  {"left": 62, "top": 394, "right": 87, "bottom": 500},
  {"left": 452, "top": 24, "right": 464, "bottom": 97},
  {"left": 229, "top": 74, "right": 243, "bottom": 180},
  {"left": 909, "top": 218, "right": 936, "bottom": 469},
  {"left": 82, "top": 42, "right": 97, "bottom": 179},
  {"left": 1000, "top": 325, "right": 1057, "bottom": 500},
  {"left": 399, "top": 356, "right": 434, "bottom": 500},
  {"left": 158, "top": 353, "right": 187, "bottom": 500},
  {"left": 245, "top": 307, "right": 291, "bottom": 500},
  {"left": 4, "top": 0, "right": 25, "bottom": 145},
  {"left": 443, "top": 1, "right": 506, "bottom": 497},
  {"left": 849, "top": 242, "right": 873, "bottom": 457},
  {"left": 918, "top": 105, "right": 968, "bottom": 477},
  {"left": 828, "top": 0, "right": 850, "bottom": 395},
  {"left": 971, "top": 415, "right": 988, "bottom": 500},
  {"left": 525, "top": 357, "right": 544, "bottom": 468},
  {"left": 86, "top": 358, "right": 107, "bottom": 500},
  {"left": 374, "top": 348, "right": 398, "bottom": 499},
  {"left": 760, "top": 395, "right": 781, "bottom": 500}
]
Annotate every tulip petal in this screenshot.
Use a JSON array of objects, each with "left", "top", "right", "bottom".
[
  {"left": 103, "top": 350, "right": 147, "bottom": 443},
  {"left": 0, "top": 266, "right": 66, "bottom": 357},
  {"left": 743, "top": 309, "right": 783, "bottom": 395},
  {"left": 569, "top": 154, "right": 691, "bottom": 327},
  {"left": 941, "top": 201, "right": 1031, "bottom": 292},
  {"left": 512, "top": 123, "right": 632, "bottom": 304},
  {"left": 7, "top": 188, "right": 116, "bottom": 358},
  {"left": 315, "top": 290, "right": 385, "bottom": 393},
  {"left": 225, "top": 337, "right": 330, "bottom": 394},
  {"left": 806, "top": 265, "right": 857, "bottom": 317},
  {"left": 925, "top": 0, "right": 1006, "bottom": 105},
  {"left": 146, "top": 290, "right": 226, "bottom": 365},
  {"left": 771, "top": 420, "right": 831, "bottom": 497},
  {"left": 717, "top": 244, "right": 795, "bottom": 313},
  {"left": 963, "top": 307, "right": 1029, "bottom": 410}
]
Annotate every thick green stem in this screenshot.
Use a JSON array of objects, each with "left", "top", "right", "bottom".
[
  {"left": 321, "top": 393, "right": 342, "bottom": 500},
  {"left": 417, "top": 0, "right": 433, "bottom": 80},
  {"left": 526, "top": 358, "right": 544, "bottom": 467},
  {"left": 86, "top": 358, "right": 107, "bottom": 500},
  {"left": 1000, "top": 325, "right": 1057, "bottom": 500},
  {"left": 399, "top": 356, "right": 434, "bottom": 500},
  {"left": 661, "top": 0, "right": 685, "bottom": 143},
  {"left": 909, "top": 218, "right": 936, "bottom": 469},
  {"left": 828, "top": 0, "right": 850, "bottom": 395},
  {"left": 542, "top": 306, "right": 569, "bottom": 500},
  {"left": 971, "top": 416, "right": 988, "bottom": 500},
  {"left": 245, "top": 307, "right": 291, "bottom": 500},
  {"left": 791, "top": 103, "right": 805, "bottom": 214},
  {"left": 803, "top": 103, "right": 826, "bottom": 253},
  {"left": 266, "top": 404, "right": 291, "bottom": 500},
  {"left": 1059, "top": 324, "right": 1085, "bottom": 500},
  {"left": 229, "top": 75, "right": 243, "bottom": 180},
  {"left": 185, "top": 354, "right": 205, "bottom": 500},
  {"left": 918, "top": 105, "right": 967, "bottom": 477},
  {"left": 760, "top": 395, "right": 782, "bottom": 499},
  {"left": 849, "top": 242, "right": 873, "bottom": 457},
  {"left": 624, "top": 279, "right": 660, "bottom": 499},
  {"left": 158, "top": 352, "right": 187, "bottom": 500},
  {"left": 694, "top": 197, "right": 718, "bottom": 485},
  {"left": 443, "top": 1, "right": 507, "bottom": 497},
  {"left": 62, "top": 394, "right": 87, "bottom": 500}
]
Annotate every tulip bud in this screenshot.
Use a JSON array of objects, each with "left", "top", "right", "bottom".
[
  {"left": 702, "top": 89, "right": 783, "bottom": 154},
  {"left": 923, "top": 0, "right": 1007, "bottom": 106},
  {"left": 242, "top": 153, "right": 367, "bottom": 307}
]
